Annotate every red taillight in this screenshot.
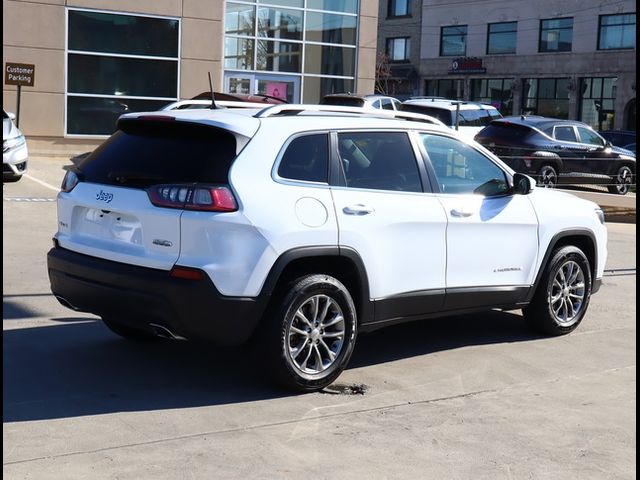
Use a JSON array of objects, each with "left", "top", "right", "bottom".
[
  {"left": 170, "top": 266, "right": 205, "bottom": 280},
  {"left": 147, "top": 184, "right": 238, "bottom": 212}
]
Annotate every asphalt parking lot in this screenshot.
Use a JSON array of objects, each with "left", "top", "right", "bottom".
[{"left": 3, "top": 157, "right": 636, "bottom": 479}]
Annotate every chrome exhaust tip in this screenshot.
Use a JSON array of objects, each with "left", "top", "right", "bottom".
[{"left": 149, "top": 323, "right": 186, "bottom": 341}]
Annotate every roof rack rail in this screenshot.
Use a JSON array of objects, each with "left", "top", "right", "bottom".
[{"left": 253, "top": 104, "right": 447, "bottom": 127}]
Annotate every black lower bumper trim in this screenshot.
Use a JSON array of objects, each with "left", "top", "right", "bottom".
[{"left": 47, "top": 247, "right": 265, "bottom": 346}]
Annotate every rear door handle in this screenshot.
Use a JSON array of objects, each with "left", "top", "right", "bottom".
[
  {"left": 343, "top": 204, "right": 374, "bottom": 216},
  {"left": 450, "top": 208, "right": 473, "bottom": 218}
]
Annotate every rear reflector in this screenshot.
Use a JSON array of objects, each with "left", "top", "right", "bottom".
[
  {"left": 147, "top": 184, "right": 238, "bottom": 212},
  {"left": 170, "top": 266, "right": 205, "bottom": 280}
]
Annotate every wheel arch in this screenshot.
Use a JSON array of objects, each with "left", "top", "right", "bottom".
[
  {"left": 258, "top": 246, "right": 373, "bottom": 325},
  {"left": 527, "top": 229, "right": 598, "bottom": 303}
]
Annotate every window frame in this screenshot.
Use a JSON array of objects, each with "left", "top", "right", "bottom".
[
  {"left": 272, "top": 130, "right": 332, "bottom": 186},
  {"left": 65, "top": 7, "right": 181, "bottom": 138},
  {"left": 388, "top": 0, "right": 411, "bottom": 18},
  {"left": 330, "top": 129, "right": 430, "bottom": 193},
  {"left": 539, "top": 17, "right": 573, "bottom": 53},
  {"left": 223, "top": 0, "right": 359, "bottom": 104},
  {"left": 416, "top": 131, "right": 512, "bottom": 197},
  {"left": 486, "top": 21, "right": 517, "bottom": 55},
  {"left": 440, "top": 25, "right": 468, "bottom": 57},
  {"left": 597, "top": 13, "right": 636, "bottom": 50},
  {"left": 386, "top": 37, "right": 411, "bottom": 62}
]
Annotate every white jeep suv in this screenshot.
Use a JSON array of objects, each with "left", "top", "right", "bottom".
[{"left": 48, "top": 105, "right": 607, "bottom": 391}]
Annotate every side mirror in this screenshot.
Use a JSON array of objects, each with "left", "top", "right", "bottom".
[
  {"left": 512, "top": 173, "right": 534, "bottom": 195},
  {"left": 6, "top": 111, "right": 16, "bottom": 121}
]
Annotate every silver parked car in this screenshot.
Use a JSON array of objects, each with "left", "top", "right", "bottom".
[{"left": 3, "top": 110, "right": 28, "bottom": 182}]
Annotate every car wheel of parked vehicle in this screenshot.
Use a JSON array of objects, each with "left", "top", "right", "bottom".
[
  {"left": 264, "top": 274, "right": 357, "bottom": 392},
  {"left": 607, "top": 165, "right": 634, "bottom": 195},
  {"left": 538, "top": 164, "right": 558, "bottom": 188},
  {"left": 102, "top": 317, "right": 158, "bottom": 341},
  {"left": 524, "top": 246, "right": 592, "bottom": 336},
  {"left": 3, "top": 174, "right": 23, "bottom": 183}
]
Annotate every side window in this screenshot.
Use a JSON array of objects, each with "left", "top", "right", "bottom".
[
  {"left": 278, "top": 133, "right": 329, "bottom": 183},
  {"left": 577, "top": 127, "right": 605, "bottom": 146},
  {"left": 420, "top": 133, "right": 509, "bottom": 196},
  {"left": 372, "top": 100, "right": 381, "bottom": 109},
  {"left": 381, "top": 98, "right": 395, "bottom": 110},
  {"left": 337, "top": 132, "right": 423, "bottom": 192},
  {"left": 554, "top": 126, "right": 578, "bottom": 142}
]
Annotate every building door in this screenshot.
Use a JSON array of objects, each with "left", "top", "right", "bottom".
[{"left": 224, "top": 72, "right": 300, "bottom": 103}]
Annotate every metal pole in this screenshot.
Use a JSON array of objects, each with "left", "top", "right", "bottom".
[
  {"left": 455, "top": 102, "right": 460, "bottom": 131},
  {"left": 16, "top": 84, "right": 22, "bottom": 128}
]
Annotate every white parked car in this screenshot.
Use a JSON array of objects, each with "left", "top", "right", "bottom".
[
  {"left": 3, "top": 110, "right": 28, "bottom": 182},
  {"left": 48, "top": 104, "right": 607, "bottom": 391},
  {"left": 401, "top": 98, "right": 502, "bottom": 140},
  {"left": 321, "top": 93, "right": 402, "bottom": 111}
]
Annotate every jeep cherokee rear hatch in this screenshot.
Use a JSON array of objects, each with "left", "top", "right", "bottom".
[{"left": 55, "top": 114, "right": 254, "bottom": 270}]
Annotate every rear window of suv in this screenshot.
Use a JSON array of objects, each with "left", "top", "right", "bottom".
[
  {"left": 476, "top": 123, "right": 535, "bottom": 142},
  {"left": 400, "top": 105, "right": 453, "bottom": 125},
  {"left": 75, "top": 120, "right": 239, "bottom": 188}
]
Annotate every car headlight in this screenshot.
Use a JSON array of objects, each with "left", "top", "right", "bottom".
[
  {"left": 595, "top": 208, "right": 605, "bottom": 225},
  {"left": 3, "top": 134, "right": 26, "bottom": 152}
]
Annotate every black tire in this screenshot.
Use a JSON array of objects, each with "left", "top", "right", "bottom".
[
  {"left": 537, "top": 164, "right": 558, "bottom": 188},
  {"left": 102, "top": 317, "right": 158, "bottom": 341},
  {"left": 3, "top": 174, "right": 22, "bottom": 183},
  {"left": 262, "top": 274, "right": 358, "bottom": 392},
  {"left": 523, "top": 246, "right": 592, "bottom": 336},
  {"left": 607, "top": 165, "right": 634, "bottom": 195}
]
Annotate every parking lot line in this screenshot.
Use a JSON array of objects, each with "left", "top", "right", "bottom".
[{"left": 24, "top": 174, "right": 60, "bottom": 193}]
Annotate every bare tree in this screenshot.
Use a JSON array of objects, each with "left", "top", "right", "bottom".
[{"left": 375, "top": 52, "right": 391, "bottom": 95}]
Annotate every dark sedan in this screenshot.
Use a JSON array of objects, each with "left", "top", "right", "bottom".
[{"left": 475, "top": 116, "right": 636, "bottom": 195}]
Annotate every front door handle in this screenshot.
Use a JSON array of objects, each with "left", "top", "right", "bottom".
[
  {"left": 450, "top": 208, "right": 473, "bottom": 218},
  {"left": 343, "top": 204, "right": 374, "bottom": 216}
]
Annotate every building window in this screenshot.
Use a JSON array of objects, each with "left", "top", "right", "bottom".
[
  {"left": 598, "top": 14, "right": 636, "bottom": 50},
  {"left": 424, "top": 79, "right": 463, "bottom": 100},
  {"left": 580, "top": 77, "right": 617, "bottom": 131},
  {"left": 66, "top": 9, "right": 180, "bottom": 136},
  {"left": 388, "top": 0, "right": 410, "bottom": 17},
  {"left": 387, "top": 37, "right": 410, "bottom": 62},
  {"left": 539, "top": 17, "right": 573, "bottom": 52},
  {"left": 471, "top": 78, "right": 514, "bottom": 115},
  {"left": 522, "top": 78, "right": 570, "bottom": 119},
  {"left": 440, "top": 26, "right": 467, "bottom": 57},
  {"left": 487, "top": 22, "right": 517, "bottom": 55},
  {"left": 224, "top": 1, "right": 357, "bottom": 103}
]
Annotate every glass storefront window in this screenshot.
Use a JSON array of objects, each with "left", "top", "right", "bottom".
[
  {"left": 66, "top": 97, "right": 169, "bottom": 135},
  {"left": 256, "top": 40, "right": 302, "bottom": 72},
  {"left": 225, "top": 3, "right": 256, "bottom": 36},
  {"left": 471, "top": 78, "right": 514, "bottom": 115},
  {"left": 257, "top": 7, "right": 303, "bottom": 41},
  {"left": 487, "top": 22, "right": 517, "bottom": 55},
  {"left": 302, "top": 76, "right": 354, "bottom": 103},
  {"left": 522, "top": 78, "right": 570, "bottom": 119},
  {"left": 68, "top": 10, "right": 179, "bottom": 57},
  {"left": 66, "top": 9, "right": 179, "bottom": 136},
  {"left": 307, "top": 0, "right": 358, "bottom": 14},
  {"left": 580, "top": 77, "right": 617, "bottom": 130},
  {"left": 304, "top": 44, "right": 355, "bottom": 76},
  {"left": 539, "top": 18, "right": 573, "bottom": 52},
  {"left": 305, "top": 11, "right": 357, "bottom": 45},
  {"left": 224, "top": 1, "right": 357, "bottom": 102},
  {"left": 598, "top": 14, "right": 636, "bottom": 50},
  {"left": 224, "top": 37, "right": 255, "bottom": 69},
  {"left": 424, "top": 79, "right": 463, "bottom": 100},
  {"left": 440, "top": 26, "right": 467, "bottom": 57},
  {"left": 68, "top": 54, "right": 178, "bottom": 98}
]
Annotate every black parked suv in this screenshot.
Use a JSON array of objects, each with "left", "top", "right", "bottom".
[{"left": 475, "top": 116, "right": 636, "bottom": 194}]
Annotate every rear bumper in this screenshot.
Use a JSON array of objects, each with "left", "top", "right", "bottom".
[{"left": 47, "top": 246, "right": 265, "bottom": 346}]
